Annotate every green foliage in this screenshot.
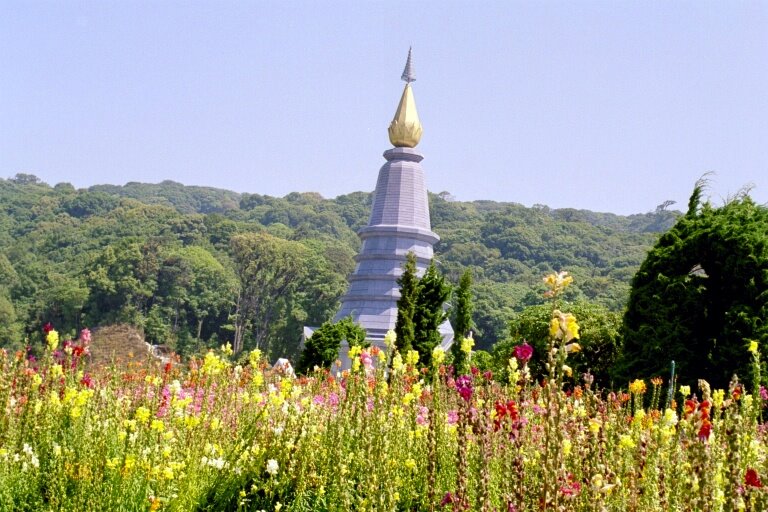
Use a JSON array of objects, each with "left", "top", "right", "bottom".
[
  {"left": 412, "top": 262, "right": 452, "bottom": 368},
  {"left": 297, "top": 317, "right": 367, "bottom": 374},
  {"left": 619, "top": 187, "right": 768, "bottom": 388},
  {"left": 470, "top": 349, "right": 493, "bottom": 372},
  {"left": 451, "top": 269, "right": 474, "bottom": 372},
  {"left": 492, "top": 301, "right": 622, "bottom": 387},
  {"left": 0, "top": 177, "right": 673, "bottom": 361},
  {"left": 230, "top": 233, "right": 311, "bottom": 352},
  {"left": 394, "top": 253, "right": 418, "bottom": 354}
]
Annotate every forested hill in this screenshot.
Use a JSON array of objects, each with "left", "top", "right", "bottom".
[{"left": 0, "top": 174, "right": 679, "bottom": 356}]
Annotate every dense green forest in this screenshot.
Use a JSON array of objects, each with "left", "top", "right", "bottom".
[{"left": 0, "top": 173, "right": 678, "bottom": 359}]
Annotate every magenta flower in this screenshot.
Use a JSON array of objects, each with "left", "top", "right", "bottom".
[
  {"left": 513, "top": 342, "right": 533, "bottom": 363},
  {"left": 455, "top": 375, "right": 473, "bottom": 402}
]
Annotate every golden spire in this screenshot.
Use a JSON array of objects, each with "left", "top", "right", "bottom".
[{"left": 388, "top": 48, "right": 423, "bottom": 148}]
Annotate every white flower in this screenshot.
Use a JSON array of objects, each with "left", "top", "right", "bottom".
[
  {"left": 207, "top": 457, "right": 227, "bottom": 470},
  {"left": 266, "top": 459, "right": 279, "bottom": 476}
]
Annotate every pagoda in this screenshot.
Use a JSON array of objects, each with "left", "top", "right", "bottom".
[{"left": 333, "top": 49, "right": 454, "bottom": 352}]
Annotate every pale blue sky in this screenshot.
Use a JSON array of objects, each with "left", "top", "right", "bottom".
[{"left": 2, "top": 1, "right": 766, "bottom": 214}]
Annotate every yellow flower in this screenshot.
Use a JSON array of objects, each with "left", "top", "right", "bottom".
[
  {"left": 391, "top": 353, "right": 404, "bottom": 373},
  {"left": 249, "top": 348, "right": 262, "bottom": 367},
  {"left": 134, "top": 407, "right": 151, "bottom": 423},
  {"left": 747, "top": 340, "right": 759, "bottom": 354},
  {"left": 562, "top": 439, "right": 572, "bottom": 456},
  {"left": 202, "top": 350, "right": 228, "bottom": 376},
  {"left": 460, "top": 336, "right": 474, "bottom": 354},
  {"left": 46, "top": 330, "right": 60, "bottom": 351},
  {"left": 50, "top": 364, "right": 63, "bottom": 378},
  {"left": 679, "top": 385, "right": 691, "bottom": 397},
  {"left": 549, "top": 318, "right": 560, "bottom": 338},
  {"left": 405, "top": 350, "right": 419, "bottom": 366},
  {"left": 221, "top": 342, "right": 234, "bottom": 357},
  {"left": 151, "top": 419, "right": 165, "bottom": 432},
  {"left": 712, "top": 389, "right": 725, "bottom": 408},
  {"left": 543, "top": 271, "right": 573, "bottom": 292},
  {"left": 550, "top": 311, "right": 580, "bottom": 341},
  {"left": 629, "top": 379, "right": 647, "bottom": 395},
  {"left": 564, "top": 342, "right": 581, "bottom": 353},
  {"left": 564, "top": 314, "right": 580, "bottom": 341},
  {"left": 404, "top": 458, "right": 417, "bottom": 471},
  {"left": 348, "top": 345, "right": 362, "bottom": 359},
  {"left": 619, "top": 434, "right": 636, "bottom": 450},
  {"left": 162, "top": 466, "right": 174, "bottom": 480},
  {"left": 384, "top": 330, "right": 397, "bottom": 351},
  {"left": 432, "top": 347, "right": 446, "bottom": 366}
]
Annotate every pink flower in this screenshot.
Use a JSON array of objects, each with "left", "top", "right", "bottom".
[
  {"left": 416, "top": 406, "right": 429, "bottom": 426},
  {"left": 360, "top": 351, "right": 374, "bottom": 373},
  {"left": 446, "top": 410, "right": 459, "bottom": 425},
  {"left": 79, "top": 328, "right": 92, "bottom": 344},
  {"left": 513, "top": 342, "right": 533, "bottom": 363}
]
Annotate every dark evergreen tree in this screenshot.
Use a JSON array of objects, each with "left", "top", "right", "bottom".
[
  {"left": 413, "top": 262, "right": 452, "bottom": 368},
  {"left": 297, "top": 317, "right": 367, "bottom": 374},
  {"left": 394, "top": 253, "right": 418, "bottom": 354},
  {"left": 451, "top": 269, "right": 474, "bottom": 373},
  {"left": 618, "top": 183, "right": 768, "bottom": 388}
]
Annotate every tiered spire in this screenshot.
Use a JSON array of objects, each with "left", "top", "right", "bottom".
[{"left": 401, "top": 46, "right": 416, "bottom": 83}]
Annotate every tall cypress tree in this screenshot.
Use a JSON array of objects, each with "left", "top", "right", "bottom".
[
  {"left": 395, "top": 253, "right": 418, "bottom": 353},
  {"left": 451, "top": 268, "right": 474, "bottom": 371},
  {"left": 413, "top": 262, "right": 452, "bottom": 368}
]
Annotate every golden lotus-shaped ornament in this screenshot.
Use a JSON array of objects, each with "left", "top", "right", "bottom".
[{"left": 388, "top": 84, "right": 423, "bottom": 148}]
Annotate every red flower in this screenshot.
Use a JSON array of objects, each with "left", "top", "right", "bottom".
[
  {"left": 43, "top": 322, "right": 53, "bottom": 334},
  {"left": 746, "top": 468, "right": 763, "bottom": 488},
  {"left": 684, "top": 399, "right": 697, "bottom": 418},
  {"left": 697, "top": 420, "right": 712, "bottom": 441}
]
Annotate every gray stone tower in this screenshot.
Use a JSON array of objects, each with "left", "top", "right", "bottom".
[{"left": 334, "top": 49, "right": 454, "bottom": 350}]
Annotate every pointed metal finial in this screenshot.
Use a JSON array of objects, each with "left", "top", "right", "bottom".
[{"left": 401, "top": 47, "right": 416, "bottom": 83}]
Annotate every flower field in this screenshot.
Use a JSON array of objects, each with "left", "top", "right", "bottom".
[
  {"left": 2, "top": 334, "right": 766, "bottom": 511},
  {"left": 1, "top": 274, "right": 767, "bottom": 511}
]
